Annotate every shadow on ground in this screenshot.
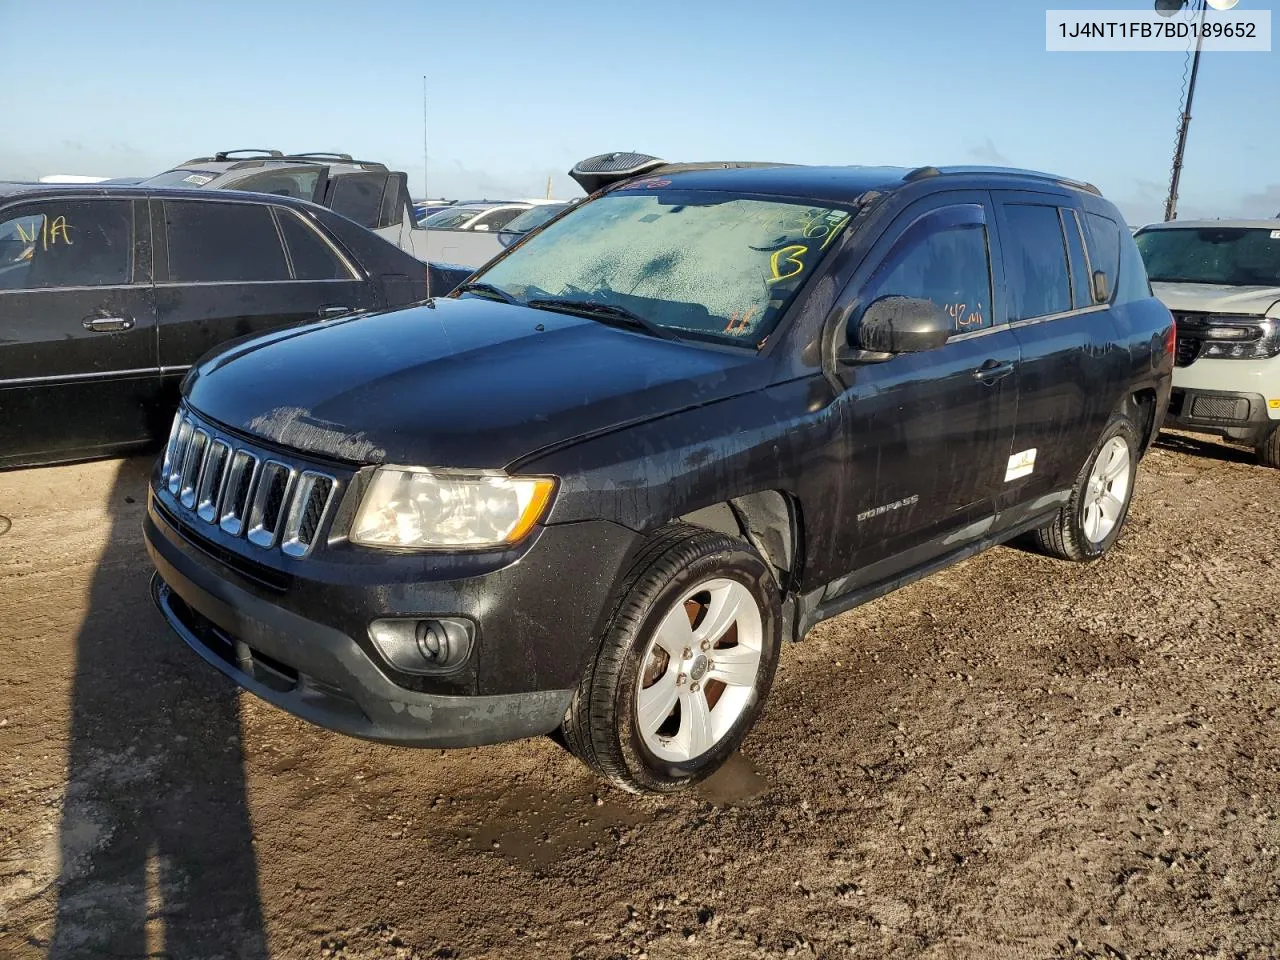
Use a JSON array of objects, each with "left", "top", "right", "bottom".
[
  {"left": 1154, "top": 429, "right": 1259, "bottom": 466},
  {"left": 49, "top": 457, "right": 267, "bottom": 958}
]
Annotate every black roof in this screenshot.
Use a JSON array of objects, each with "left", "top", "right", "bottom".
[
  {"left": 0, "top": 181, "right": 335, "bottom": 209},
  {"left": 625, "top": 163, "right": 1099, "bottom": 202}
]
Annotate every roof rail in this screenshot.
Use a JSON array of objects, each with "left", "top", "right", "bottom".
[
  {"left": 286, "top": 152, "right": 354, "bottom": 162},
  {"left": 931, "top": 165, "right": 1101, "bottom": 196},
  {"left": 214, "top": 149, "right": 284, "bottom": 161}
]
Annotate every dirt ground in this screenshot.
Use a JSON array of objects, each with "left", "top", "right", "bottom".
[{"left": 2, "top": 434, "right": 1279, "bottom": 960}]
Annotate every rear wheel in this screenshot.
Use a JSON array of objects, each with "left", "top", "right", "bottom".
[
  {"left": 1033, "top": 413, "right": 1139, "bottom": 562},
  {"left": 1257, "top": 425, "right": 1280, "bottom": 468},
  {"left": 561, "top": 525, "right": 781, "bottom": 794}
]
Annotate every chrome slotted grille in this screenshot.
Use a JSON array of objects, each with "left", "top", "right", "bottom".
[{"left": 161, "top": 411, "right": 338, "bottom": 558}]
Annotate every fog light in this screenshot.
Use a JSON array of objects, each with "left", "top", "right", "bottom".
[{"left": 369, "top": 617, "right": 475, "bottom": 674}]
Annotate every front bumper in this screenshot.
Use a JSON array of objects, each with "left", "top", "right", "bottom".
[
  {"left": 145, "top": 490, "right": 642, "bottom": 747},
  {"left": 1164, "top": 386, "right": 1274, "bottom": 441}
]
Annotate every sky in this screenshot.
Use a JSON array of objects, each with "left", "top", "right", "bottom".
[{"left": 1, "top": 0, "right": 1276, "bottom": 225}]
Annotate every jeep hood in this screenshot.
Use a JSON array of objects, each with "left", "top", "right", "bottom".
[
  {"left": 1151, "top": 281, "right": 1280, "bottom": 316},
  {"left": 183, "top": 296, "right": 767, "bottom": 468}
]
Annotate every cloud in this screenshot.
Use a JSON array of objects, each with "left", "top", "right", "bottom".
[
  {"left": 1239, "top": 183, "right": 1280, "bottom": 218},
  {"left": 968, "top": 138, "right": 1011, "bottom": 166}
]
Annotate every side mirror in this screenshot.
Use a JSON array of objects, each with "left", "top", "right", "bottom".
[
  {"left": 849, "top": 296, "right": 952, "bottom": 355},
  {"left": 1092, "top": 270, "right": 1111, "bottom": 303},
  {"left": 472, "top": 223, "right": 490, "bottom": 232}
]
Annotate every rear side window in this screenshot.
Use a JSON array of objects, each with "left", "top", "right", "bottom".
[
  {"left": 327, "top": 174, "right": 388, "bottom": 229},
  {"left": 277, "top": 211, "right": 352, "bottom": 281},
  {"left": 1002, "top": 204, "right": 1072, "bottom": 320},
  {"left": 164, "top": 200, "right": 289, "bottom": 282},
  {"left": 862, "top": 204, "right": 994, "bottom": 332},
  {"left": 0, "top": 199, "right": 132, "bottom": 290},
  {"left": 1085, "top": 213, "right": 1122, "bottom": 297}
]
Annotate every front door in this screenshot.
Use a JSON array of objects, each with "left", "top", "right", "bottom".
[
  {"left": 0, "top": 197, "right": 160, "bottom": 468},
  {"left": 825, "top": 193, "right": 1020, "bottom": 591}
]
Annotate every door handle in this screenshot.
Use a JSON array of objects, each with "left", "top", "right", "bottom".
[
  {"left": 82, "top": 316, "right": 135, "bottom": 333},
  {"left": 318, "top": 305, "right": 351, "bottom": 318},
  {"left": 972, "top": 359, "right": 1015, "bottom": 383}
]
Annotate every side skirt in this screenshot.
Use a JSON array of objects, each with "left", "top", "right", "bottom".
[{"left": 794, "top": 508, "right": 1063, "bottom": 640}]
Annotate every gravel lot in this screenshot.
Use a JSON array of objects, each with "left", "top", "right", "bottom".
[{"left": 2, "top": 435, "right": 1279, "bottom": 960}]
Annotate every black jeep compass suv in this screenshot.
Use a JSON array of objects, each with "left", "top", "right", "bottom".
[{"left": 145, "top": 152, "right": 1173, "bottom": 793}]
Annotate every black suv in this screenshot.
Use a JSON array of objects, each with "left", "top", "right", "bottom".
[
  {"left": 145, "top": 153, "right": 1173, "bottom": 793},
  {"left": 0, "top": 183, "right": 466, "bottom": 470}
]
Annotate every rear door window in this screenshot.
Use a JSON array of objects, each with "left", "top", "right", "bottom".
[
  {"left": 1001, "top": 204, "right": 1072, "bottom": 320},
  {"left": 0, "top": 199, "right": 132, "bottom": 290},
  {"left": 276, "top": 210, "right": 354, "bottom": 281},
  {"left": 327, "top": 174, "right": 389, "bottom": 229},
  {"left": 163, "top": 200, "right": 289, "bottom": 282}
]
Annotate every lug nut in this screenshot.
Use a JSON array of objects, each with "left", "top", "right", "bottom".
[
  {"left": 676, "top": 673, "right": 687, "bottom": 686},
  {"left": 683, "top": 647, "right": 693, "bottom": 660},
  {"left": 690, "top": 681, "right": 700, "bottom": 692},
  {"left": 700, "top": 640, "right": 711, "bottom": 651}
]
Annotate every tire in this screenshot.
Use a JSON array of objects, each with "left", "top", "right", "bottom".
[
  {"left": 561, "top": 524, "right": 782, "bottom": 794},
  {"left": 1033, "top": 413, "right": 1140, "bottom": 563},
  {"left": 1257, "top": 425, "right": 1280, "bottom": 469}
]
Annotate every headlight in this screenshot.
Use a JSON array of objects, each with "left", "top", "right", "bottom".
[{"left": 350, "top": 468, "right": 556, "bottom": 549}]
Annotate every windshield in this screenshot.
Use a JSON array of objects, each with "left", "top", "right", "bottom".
[
  {"left": 140, "top": 168, "right": 220, "bottom": 188},
  {"left": 500, "top": 203, "right": 568, "bottom": 236},
  {"left": 1135, "top": 226, "right": 1280, "bottom": 286},
  {"left": 471, "top": 188, "right": 853, "bottom": 346},
  {"left": 421, "top": 206, "right": 486, "bottom": 229}
]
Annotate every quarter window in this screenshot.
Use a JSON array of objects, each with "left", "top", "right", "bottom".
[
  {"left": 277, "top": 211, "right": 352, "bottom": 281},
  {"left": 1086, "top": 212, "right": 1122, "bottom": 301},
  {"left": 0, "top": 200, "right": 132, "bottom": 290},
  {"left": 1002, "top": 204, "right": 1072, "bottom": 320},
  {"left": 862, "top": 204, "right": 994, "bottom": 333},
  {"left": 164, "top": 200, "right": 289, "bottom": 282}
]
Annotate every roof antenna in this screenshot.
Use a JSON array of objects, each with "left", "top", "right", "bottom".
[{"left": 422, "top": 74, "right": 432, "bottom": 300}]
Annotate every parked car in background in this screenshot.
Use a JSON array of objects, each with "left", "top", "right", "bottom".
[
  {"left": 412, "top": 198, "right": 455, "bottom": 224},
  {"left": 0, "top": 182, "right": 467, "bottom": 470},
  {"left": 414, "top": 201, "right": 541, "bottom": 266},
  {"left": 145, "top": 151, "right": 1172, "bottom": 794},
  {"left": 146, "top": 151, "right": 559, "bottom": 269},
  {"left": 1136, "top": 219, "right": 1280, "bottom": 466},
  {"left": 497, "top": 200, "right": 576, "bottom": 248}
]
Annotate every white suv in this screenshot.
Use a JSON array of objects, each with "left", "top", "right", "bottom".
[{"left": 1136, "top": 220, "right": 1280, "bottom": 466}]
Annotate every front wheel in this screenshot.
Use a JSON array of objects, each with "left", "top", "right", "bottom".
[
  {"left": 1033, "top": 413, "right": 1140, "bottom": 562},
  {"left": 561, "top": 525, "right": 782, "bottom": 794}
]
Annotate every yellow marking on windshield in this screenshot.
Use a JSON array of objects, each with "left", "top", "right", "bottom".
[{"left": 767, "top": 244, "right": 808, "bottom": 284}]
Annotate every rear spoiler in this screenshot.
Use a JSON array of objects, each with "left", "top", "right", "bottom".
[{"left": 568, "top": 152, "right": 666, "bottom": 193}]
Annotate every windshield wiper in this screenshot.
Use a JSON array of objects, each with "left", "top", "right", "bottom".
[
  {"left": 456, "top": 282, "right": 520, "bottom": 304},
  {"left": 525, "top": 297, "right": 677, "bottom": 340}
]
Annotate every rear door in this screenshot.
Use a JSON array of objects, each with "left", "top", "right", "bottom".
[
  {"left": 993, "top": 192, "right": 1127, "bottom": 514},
  {"left": 154, "top": 198, "right": 373, "bottom": 399},
  {"left": 0, "top": 196, "right": 161, "bottom": 466}
]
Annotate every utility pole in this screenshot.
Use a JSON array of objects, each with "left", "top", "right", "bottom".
[{"left": 1160, "top": 0, "right": 1207, "bottom": 221}]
